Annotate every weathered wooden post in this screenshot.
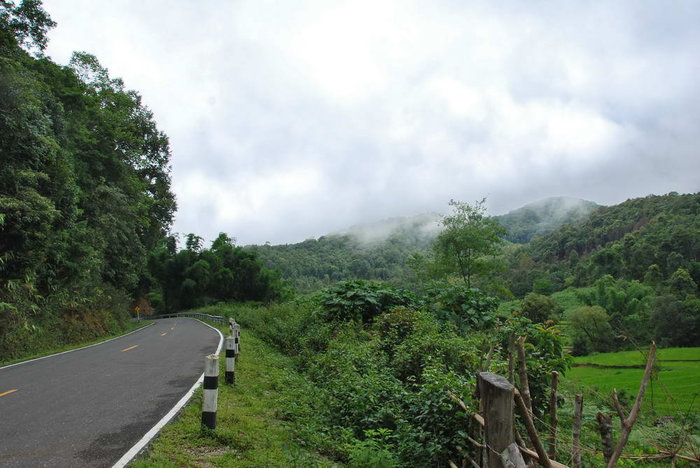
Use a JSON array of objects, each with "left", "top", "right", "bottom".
[
  {"left": 478, "top": 372, "right": 524, "bottom": 467},
  {"left": 225, "top": 336, "right": 236, "bottom": 384},
  {"left": 548, "top": 370, "right": 559, "bottom": 459},
  {"left": 572, "top": 394, "right": 583, "bottom": 468},
  {"left": 202, "top": 354, "right": 219, "bottom": 430}
]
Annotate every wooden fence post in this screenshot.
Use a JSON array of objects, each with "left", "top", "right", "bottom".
[
  {"left": 572, "top": 394, "right": 583, "bottom": 468},
  {"left": 548, "top": 370, "right": 559, "bottom": 459},
  {"left": 478, "top": 372, "right": 519, "bottom": 467}
]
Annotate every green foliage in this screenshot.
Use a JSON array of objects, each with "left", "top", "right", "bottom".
[
  {"left": 348, "top": 429, "right": 399, "bottom": 468},
  {"left": 576, "top": 275, "right": 653, "bottom": 344},
  {"left": 223, "top": 277, "right": 570, "bottom": 467},
  {"left": 568, "top": 306, "right": 616, "bottom": 355},
  {"left": 317, "top": 280, "right": 416, "bottom": 323},
  {"left": 650, "top": 295, "right": 700, "bottom": 348},
  {"left": 423, "top": 282, "right": 498, "bottom": 332},
  {"left": 248, "top": 221, "right": 436, "bottom": 294},
  {"left": 0, "top": 6, "right": 176, "bottom": 360},
  {"left": 519, "top": 292, "right": 556, "bottom": 323},
  {"left": 433, "top": 199, "right": 506, "bottom": 288},
  {"left": 668, "top": 267, "right": 697, "bottom": 297},
  {"left": 508, "top": 193, "right": 699, "bottom": 289},
  {"left": 494, "top": 197, "right": 598, "bottom": 243},
  {"left": 0, "top": 0, "right": 56, "bottom": 55},
  {"left": 148, "top": 233, "right": 284, "bottom": 312}
]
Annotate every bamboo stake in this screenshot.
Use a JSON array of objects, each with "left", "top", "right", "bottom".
[
  {"left": 572, "top": 394, "right": 583, "bottom": 468},
  {"left": 606, "top": 342, "right": 657, "bottom": 468},
  {"left": 516, "top": 337, "right": 533, "bottom": 414},
  {"left": 507, "top": 333, "right": 515, "bottom": 384},
  {"left": 596, "top": 412, "right": 613, "bottom": 464},
  {"left": 514, "top": 388, "right": 552, "bottom": 468},
  {"left": 548, "top": 371, "right": 559, "bottom": 459}
]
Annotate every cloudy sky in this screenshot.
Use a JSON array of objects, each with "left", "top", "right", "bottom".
[{"left": 43, "top": 0, "right": 700, "bottom": 245}]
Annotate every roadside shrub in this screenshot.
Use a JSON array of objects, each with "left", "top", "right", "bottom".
[
  {"left": 423, "top": 283, "right": 498, "bottom": 332},
  {"left": 396, "top": 363, "right": 473, "bottom": 466},
  {"left": 317, "top": 280, "right": 417, "bottom": 324},
  {"left": 348, "top": 429, "right": 399, "bottom": 468}
]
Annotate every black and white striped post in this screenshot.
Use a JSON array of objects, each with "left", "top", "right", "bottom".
[
  {"left": 225, "top": 336, "right": 236, "bottom": 384},
  {"left": 202, "top": 354, "right": 218, "bottom": 430},
  {"left": 234, "top": 324, "right": 240, "bottom": 355}
]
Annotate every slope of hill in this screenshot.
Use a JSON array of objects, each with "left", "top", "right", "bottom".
[
  {"left": 249, "top": 193, "right": 698, "bottom": 296},
  {"left": 248, "top": 198, "right": 600, "bottom": 292},
  {"left": 494, "top": 197, "right": 598, "bottom": 243},
  {"left": 503, "top": 192, "right": 700, "bottom": 294}
]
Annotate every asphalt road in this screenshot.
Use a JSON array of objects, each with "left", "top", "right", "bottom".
[{"left": 0, "top": 318, "right": 221, "bottom": 467}]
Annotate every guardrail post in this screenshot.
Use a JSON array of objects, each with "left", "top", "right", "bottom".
[
  {"left": 202, "top": 354, "right": 219, "bottom": 430},
  {"left": 225, "top": 336, "right": 236, "bottom": 384}
]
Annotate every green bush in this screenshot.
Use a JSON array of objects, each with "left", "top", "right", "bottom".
[
  {"left": 423, "top": 283, "right": 498, "bottom": 332},
  {"left": 318, "top": 280, "right": 417, "bottom": 324}
]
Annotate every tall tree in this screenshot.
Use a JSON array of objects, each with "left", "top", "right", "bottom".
[{"left": 433, "top": 199, "right": 506, "bottom": 288}]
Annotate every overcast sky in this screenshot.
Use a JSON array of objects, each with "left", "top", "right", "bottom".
[{"left": 43, "top": 0, "right": 700, "bottom": 245}]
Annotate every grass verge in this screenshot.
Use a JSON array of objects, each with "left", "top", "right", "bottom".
[
  {"left": 0, "top": 320, "right": 152, "bottom": 367},
  {"left": 132, "top": 327, "right": 339, "bottom": 467}
]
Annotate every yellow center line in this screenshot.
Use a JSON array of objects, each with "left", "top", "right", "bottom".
[
  {"left": 0, "top": 389, "right": 18, "bottom": 398},
  {"left": 121, "top": 345, "right": 139, "bottom": 352},
  {"left": 160, "top": 332, "right": 167, "bottom": 336}
]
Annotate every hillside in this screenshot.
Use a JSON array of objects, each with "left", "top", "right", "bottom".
[
  {"left": 493, "top": 197, "right": 598, "bottom": 243},
  {"left": 520, "top": 192, "right": 699, "bottom": 285},
  {"left": 249, "top": 197, "right": 599, "bottom": 293},
  {"left": 249, "top": 193, "right": 699, "bottom": 299}
]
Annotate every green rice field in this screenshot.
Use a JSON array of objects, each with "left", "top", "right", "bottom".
[{"left": 567, "top": 347, "right": 700, "bottom": 415}]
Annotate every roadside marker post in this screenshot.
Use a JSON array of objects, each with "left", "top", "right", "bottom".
[
  {"left": 225, "top": 337, "right": 236, "bottom": 385},
  {"left": 235, "top": 323, "right": 240, "bottom": 354},
  {"left": 202, "top": 354, "right": 218, "bottom": 430}
]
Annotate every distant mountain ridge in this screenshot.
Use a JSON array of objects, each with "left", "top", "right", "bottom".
[
  {"left": 332, "top": 213, "right": 442, "bottom": 246},
  {"left": 248, "top": 196, "right": 602, "bottom": 292},
  {"left": 327, "top": 197, "right": 598, "bottom": 246},
  {"left": 494, "top": 197, "right": 599, "bottom": 243}
]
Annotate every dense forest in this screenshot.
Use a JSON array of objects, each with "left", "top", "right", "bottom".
[
  {"left": 0, "top": 2, "right": 279, "bottom": 360},
  {"left": 249, "top": 193, "right": 699, "bottom": 353}
]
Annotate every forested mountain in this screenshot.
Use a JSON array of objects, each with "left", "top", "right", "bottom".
[
  {"left": 493, "top": 196, "right": 598, "bottom": 243},
  {"left": 249, "top": 198, "right": 598, "bottom": 293},
  {"left": 246, "top": 214, "right": 441, "bottom": 293},
  {"left": 0, "top": 2, "right": 278, "bottom": 360},
  {"left": 502, "top": 192, "right": 699, "bottom": 295}
]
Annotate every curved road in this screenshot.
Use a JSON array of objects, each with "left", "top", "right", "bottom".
[{"left": 0, "top": 318, "right": 221, "bottom": 467}]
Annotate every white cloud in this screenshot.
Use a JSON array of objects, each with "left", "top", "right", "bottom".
[{"left": 42, "top": 0, "right": 700, "bottom": 244}]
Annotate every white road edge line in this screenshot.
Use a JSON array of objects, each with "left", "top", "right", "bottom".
[
  {"left": 0, "top": 322, "right": 155, "bottom": 371},
  {"left": 112, "top": 318, "right": 224, "bottom": 468}
]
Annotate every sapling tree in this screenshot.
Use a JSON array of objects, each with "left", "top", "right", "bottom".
[{"left": 433, "top": 199, "right": 506, "bottom": 288}]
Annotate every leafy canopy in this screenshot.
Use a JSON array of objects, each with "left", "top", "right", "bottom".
[{"left": 433, "top": 199, "right": 506, "bottom": 288}]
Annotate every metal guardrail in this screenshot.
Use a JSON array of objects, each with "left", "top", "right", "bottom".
[{"left": 146, "top": 312, "right": 226, "bottom": 324}]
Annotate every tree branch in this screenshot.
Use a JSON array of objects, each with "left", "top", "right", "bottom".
[
  {"left": 606, "top": 342, "right": 656, "bottom": 468},
  {"left": 514, "top": 389, "right": 552, "bottom": 467},
  {"left": 516, "top": 336, "right": 533, "bottom": 414}
]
